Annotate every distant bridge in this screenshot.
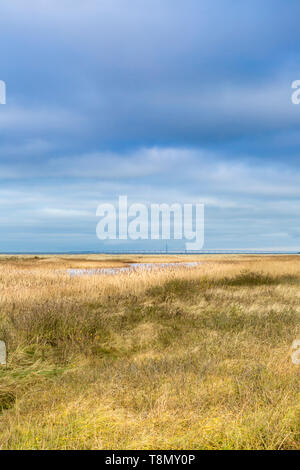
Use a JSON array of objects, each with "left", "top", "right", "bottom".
[{"left": 78, "top": 250, "right": 300, "bottom": 255}]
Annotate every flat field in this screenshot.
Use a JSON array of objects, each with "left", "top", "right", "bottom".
[{"left": 0, "top": 254, "right": 300, "bottom": 449}]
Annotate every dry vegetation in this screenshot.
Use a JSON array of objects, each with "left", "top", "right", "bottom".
[{"left": 0, "top": 254, "right": 300, "bottom": 449}]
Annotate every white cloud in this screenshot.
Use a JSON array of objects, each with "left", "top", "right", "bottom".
[{"left": 0, "top": 105, "right": 87, "bottom": 134}]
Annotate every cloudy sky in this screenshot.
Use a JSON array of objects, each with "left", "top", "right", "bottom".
[{"left": 1, "top": 0, "right": 300, "bottom": 252}]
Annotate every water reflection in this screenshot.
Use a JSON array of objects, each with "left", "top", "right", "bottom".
[{"left": 69, "top": 262, "right": 201, "bottom": 277}]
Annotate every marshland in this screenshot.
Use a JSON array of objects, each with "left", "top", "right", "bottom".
[{"left": 0, "top": 254, "right": 300, "bottom": 449}]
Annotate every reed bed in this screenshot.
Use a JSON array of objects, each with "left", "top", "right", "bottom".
[{"left": 0, "top": 255, "right": 300, "bottom": 449}]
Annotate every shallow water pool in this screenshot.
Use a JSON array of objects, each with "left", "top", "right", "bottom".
[{"left": 69, "top": 262, "right": 201, "bottom": 277}]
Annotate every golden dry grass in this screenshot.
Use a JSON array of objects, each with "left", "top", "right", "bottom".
[{"left": 0, "top": 254, "right": 300, "bottom": 449}]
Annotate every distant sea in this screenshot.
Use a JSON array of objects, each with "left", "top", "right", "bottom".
[{"left": 1, "top": 251, "right": 299, "bottom": 255}]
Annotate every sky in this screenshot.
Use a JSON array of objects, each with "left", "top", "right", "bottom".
[{"left": 1, "top": 0, "right": 300, "bottom": 252}]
